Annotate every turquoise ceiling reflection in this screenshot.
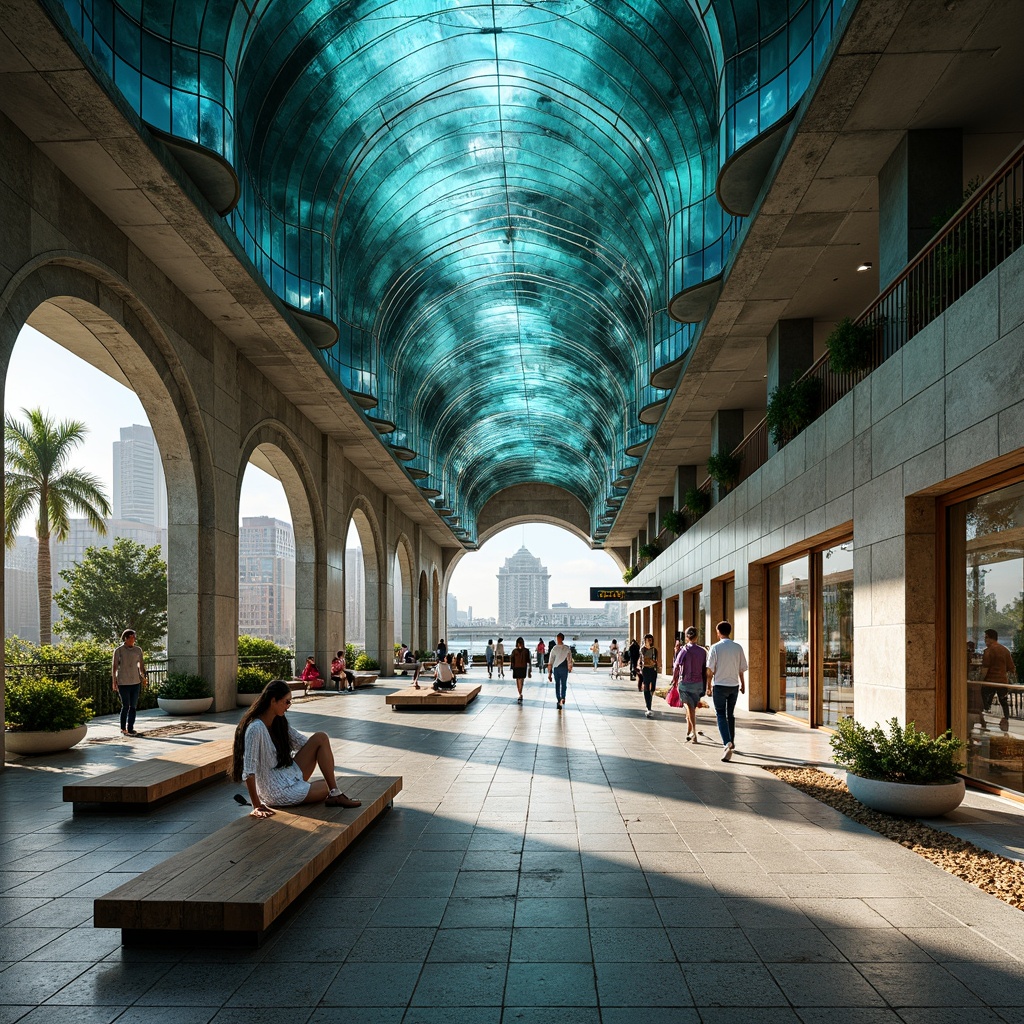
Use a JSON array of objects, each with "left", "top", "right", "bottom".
[{"left": 53, "top": 0, "right": 846, "bottom": 541}]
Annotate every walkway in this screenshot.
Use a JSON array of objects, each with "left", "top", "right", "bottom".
[{"left": 1, "top": 668, "right": 1023, "bottom": 1023}]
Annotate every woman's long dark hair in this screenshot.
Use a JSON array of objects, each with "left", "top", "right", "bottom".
[{"left": 231, "top": 679, "right": 294, "bottom": 781}]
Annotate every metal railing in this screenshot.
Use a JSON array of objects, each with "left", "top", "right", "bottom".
[{"left": 695, "top": 139, "right": 1024, "bottom": 499}]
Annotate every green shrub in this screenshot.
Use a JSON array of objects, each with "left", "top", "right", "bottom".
[
  {"left": 830, "top": 717, "right": 964, "bottom": 785},
  {"left": 660, "top": 508, "right": 687, "bottom": 534},
  {"left": 622, "top": 565, "right": 638, "bottom": 583},
  {"left": 706, "top": 451, "right": 742, "bottom": 490},
  {"left": 766, "top": 376, "right": 821, "bottom": 448},
  {"left": 353, "top": 654, "right": 380, "bottom": 671},
  {"left": 5, "top": 676, "right": 93, "bottom": 732},
  {"left": 238, "top": 635, "right": 292, "bottom": 659},
  {"left": 683, "top": 486, "right": 711, "bottom": 520},
  {"left": 826, "top": 317, "right": 874, "bottom": 375},
  {"left": 236, "top": 666, "right": 273, "bottom": 694},
  {"left": 158, "top": 673, "right": 211, "bottom": 700},
  {"left": 346, "top": 642, "right": 361, "bottom": 665}
]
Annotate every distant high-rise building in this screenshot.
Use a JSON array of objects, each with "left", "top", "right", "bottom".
[
  {"left": 345, "top": 547, "right": 365, "bottom": 646},
  {"left": 447, "top": 592, "right": 457, "bottom": 628},
  {"left": 238, "top": 517, "right": 295, "bottom": 648},
  {"left": 497, "top": 546, "right": 550, "bottom": 624},
  {"left": 113, "top": 424, "right": 167, "bottom": 528},
  {"left": 4, "top": 536, "right": 39, "bottom": 643}
]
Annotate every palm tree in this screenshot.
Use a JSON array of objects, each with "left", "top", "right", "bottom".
[{"left": 4, "top": 408, "right": 111, "bottom": 646}]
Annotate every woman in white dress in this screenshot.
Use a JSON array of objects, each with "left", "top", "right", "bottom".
[{"left": 231, "top": 679, "right": 361, "bottom": 818}]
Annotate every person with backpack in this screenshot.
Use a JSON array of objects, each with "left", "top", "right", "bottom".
[{"left": 639, "top": 633, "right": 659, "bottom": 718}]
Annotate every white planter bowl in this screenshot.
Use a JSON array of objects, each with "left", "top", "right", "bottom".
[
  {"left": 157, "top": 696, "right": 214, "bottom": 715},
  {"left": 5, "top": 725, "right": 88, "bottom": 755},
  {"left": 846, "top": 772, "right": 966, "bottom": 817},
  {"left": 237, "top": 692, "right": 260, "bottom": 706}
]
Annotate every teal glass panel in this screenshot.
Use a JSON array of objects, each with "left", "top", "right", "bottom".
[{"left": 49, "top": 0, "right": 845, "bottom": 541}]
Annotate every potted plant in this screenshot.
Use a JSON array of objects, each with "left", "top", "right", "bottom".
[
  {"left": 766, "top": 376, "right": 821, "bottom": 448},
  {"left": 661, "top": 508, "right": 687, "bottom": 535},
  {"left": 706, "top": 451, "right": 742, "bottom": 492},
  {"left": 353, "top": 653, "right": 380, "bottom": 671},
  {"left": 637, "top": 541, "right": 661, "bottom": 565},
  {"left": 682, "top": 486, "right": 711, "bottom": 520},
  {"left": 826, "top": 317, "right": 875, "bottom": 375},
  {"left": 830, "top": 717, "right": 966, "bottom": 816},
  {"left": 4, "top": 676, "right": 93, "bottom": 755},
  {"left": 157, "top": 673, "right": 213, "bottom": 715},
  {"left": 236, "top": 666, "right": 273, "bottom": 707},
  {"left": 622, "top": 564, "right": 638, "bottom": 583}
]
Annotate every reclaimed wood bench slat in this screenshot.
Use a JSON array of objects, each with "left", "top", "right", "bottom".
[
  {"left": 386, "top": 685, "right": 481, "bottom": 709},
  {"left": 94, "top": 774, "right": 401, "bottom": 941},
  {"left": 63, "top": 740, "right": 234, "bottom": 805}
]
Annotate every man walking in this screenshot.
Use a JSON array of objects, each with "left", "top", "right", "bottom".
[
  {"left": 627, "top": 637, "right": 641, "bottom": 681},
  {"left": 111, "top": 628, "right": 147, "bottom": 737},
  {"left": 547, "top": 632, "right": 573, "bottom": 711},
  {"left": 706, "top": 620, "right": 747, "bottom": 762}
]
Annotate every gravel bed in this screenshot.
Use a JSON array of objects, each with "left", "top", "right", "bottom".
[{"left": 766, "top": 766, "right": 1024, "bottom": 911}]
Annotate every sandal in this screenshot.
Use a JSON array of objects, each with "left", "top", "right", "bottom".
[{"left": 325, "top": 793, "right": 361, "bottom": 808}]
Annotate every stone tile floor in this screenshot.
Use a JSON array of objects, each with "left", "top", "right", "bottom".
[{"left": 1, "top": 669, "right": 1023, "bottom": 1023}]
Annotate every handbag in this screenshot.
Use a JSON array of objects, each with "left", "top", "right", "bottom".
[{"left": 665, "top": 682, "right": 683, "bottom": 708}]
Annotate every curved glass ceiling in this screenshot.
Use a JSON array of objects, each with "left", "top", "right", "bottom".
[{"left": 53, "top": 0, "right": 847, "bottom": 541}]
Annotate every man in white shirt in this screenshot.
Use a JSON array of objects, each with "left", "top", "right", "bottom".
[
  {"left": 547, "top": 632, "right": 574, "bottom": 711},
  {"left": 706, "top": 620, "right": 747, "bottom": 762}
]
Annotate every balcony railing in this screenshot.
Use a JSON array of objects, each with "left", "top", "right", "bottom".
[{"left": 696, "top": 137, "right": 1024, "bottom": 496}]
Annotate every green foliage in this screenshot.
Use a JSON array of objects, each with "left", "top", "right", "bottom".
[
  {"left": 706, "top": 451, "right": 742, "bottom": 490},
  {"left": 766, "top": 376, "right": 821, "bottom": 448},
  {"left": 826, "top": 317, "right": 874, "bottom": 375},
  {"left": 345, "top": 642, "right": 360, "bottom": 665},
  {"left": 353, "top": 653, "right": 380, "bottom": 670},
  {"left": 54, "top": 538, "right": 167, "bottom": 650},
  {"left": 5, "top": 636, "right": 114, "bottom": 667},
  {"left": 637, "top": 541, "right": 660, "bottom": 563},
  {"left": 158, "top": 673, "right": 211, "bottom": 700},
  {"left": 682, "top": 486, "right": 711, "bottom": 520},
  {"left": 830, "top": 717, "right": 964, "bottom": 785},
  {"left": 622, "top": 565, "right": 637, "bottom": 583},
  {"left": 660, "top": 508, "right": 687, "bottom": 535},
  {"left": 238, "top": 635, "right": 292, "bottom": 659},
  {"left": 236, "top": 666, "right": 274, "bottom": 694},
  {"left": 5, "top": 676, "right": 93, "bottom": 732}
]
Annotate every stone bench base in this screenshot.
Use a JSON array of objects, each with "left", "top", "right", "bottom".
[{"left": 385, "top": 684, "right": 481, "bottom": 709}]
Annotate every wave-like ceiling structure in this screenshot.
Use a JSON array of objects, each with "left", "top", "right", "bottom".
[{"left": 51, "top": 0, "right": 847, "bottom": 542}]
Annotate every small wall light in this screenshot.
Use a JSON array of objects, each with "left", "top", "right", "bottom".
[{"left": 857, "top": 261, "right": 873, "bottom": 273}]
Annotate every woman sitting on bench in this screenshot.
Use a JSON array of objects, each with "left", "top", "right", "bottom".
[{"left": 231, "top": 679, "right": 361, "bottom": 818}]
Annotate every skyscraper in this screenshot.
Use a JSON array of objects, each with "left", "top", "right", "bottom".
[
  {"left": 345, "top": 547, "right": 365, "bottom": 646},
  {"left": 113, "top": 424, "right": 167, "bottom": 528},
  {"left": 238, "top": 517, "right": 295, "bottom": 647},
  {"left": 4, "top": 536, "right": 38, "bottom": 643},
  {"left": 497, "top": 547, "right": 550, "bottom": 625}
]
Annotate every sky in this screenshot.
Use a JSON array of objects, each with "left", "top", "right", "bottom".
[{"left": 6, "top": 327, "right": 620, "bottom": 617}]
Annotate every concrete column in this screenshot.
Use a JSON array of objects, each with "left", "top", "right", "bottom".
[
  {"left": 323, "top": 438, "right": 346, "bottom": 667},
  {"left": 879, "top": 129, "right": 963, "bottom": 288},
  {"left": 673, "top": 466, "right": 697, "bottom": 510},
  {"left": 711, "top": 409, "right": 744, "bottom": 503},
  {"left": 647, "top": 511, "right": 659, "bottom": 545},
  {"left": 767, "top": 319, "right": 815, "bottom": 457},
  {"left": 657, "top": 495, "right": 674, "bottom": 538}
]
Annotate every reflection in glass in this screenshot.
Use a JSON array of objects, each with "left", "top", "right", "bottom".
[
  {"left": 821, "top": 543, "right": 854, "bottom": 727},
  {"left": 778, "top": 556, "right": 810, "bottom": 721},
  {"left": 956, "top": 481, "right": 1024, "bottom": 791}
]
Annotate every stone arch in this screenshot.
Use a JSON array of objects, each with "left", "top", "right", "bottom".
[
  {"left": 417, "top": 569, "right": 429, "bottom": 653},
  {"left": 237, "top": 421, "right": 324, "bottom": 670},
  {"left": 393, "top": 532, "right": 415, "bottom": 657},
  {"left": 475, "top": 484, "right": 593, "bottom": 547},
  {"left": 431, "top": 567, "right": 441, "bottom": 647},
  {"left": 345, "top": 496, "right": 385, "bottom": 665},
  {"left": 0, "top": 254, "right": 212, "bottom": 690}
]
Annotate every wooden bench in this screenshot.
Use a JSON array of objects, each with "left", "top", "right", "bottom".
[
  {"left": 352, "top": 672, "right": 378, "bottom": 688},
  {"left": 94, "top": 773, "right": 402, "bottom": 945},
  {"left": 386, "top": 684, "right": 481, "bottom": 709},
  {"left": 287, "top": 679, "right": 308, "bottom": 697},
  {"left": 63, "top": 739, "right": 234, "bottom": 809}
]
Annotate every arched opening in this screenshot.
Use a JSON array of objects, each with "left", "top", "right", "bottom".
[
  {"left": 431, "top": 568, "right": 441, "bottom": 651},
  {"left": 394, "top": 536, "right": 414, "bottom": 659},
  {"left": 417, "top": 569, "right": 429, "bottom": 655},
  {"left": 346, "top": 503, "right": 382, "bottom": 665}
]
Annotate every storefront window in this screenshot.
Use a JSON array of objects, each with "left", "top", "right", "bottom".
[
  {"left": 821, "top": 543, "right": 854, "bottom": 726},
  {"left": 950, "top": 480, "right": 1024, "bottom": 790},
  {"left": 777, "top": 555, "right": 811, "bottom": 720}
]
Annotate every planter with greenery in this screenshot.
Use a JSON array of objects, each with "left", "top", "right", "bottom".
[
  {"left": 826, "top": 317, "right": 875, "bottom": 375},
  {"left": 622, "top": 564, "right": 639, "bottom": 583},
  {"left": 157, "top": 672, "right": 213, "bottom": 715},
  {"left": 830, "top": 717, "right": 966, "bottom": 816},
  {"left": 660, "top": 508, "right": 687, "bottom": 535},
  {"left": 236, "top": 666, "right": 274, "bottom": 706},
  {"left": 706, "top": 451, "right": 742, "bottom": 492},
  {"left": 683, "top": 486, "right": 711, "bottom": 521},
  {"left": 637, "top": 541, "right": 660, "bottom": 565},
  {"left": 766, "top": 376, "right": 821, "bottom": 448},
  {"left": 4, "top": 676, "right": 93, "bottom": 754},
  {"left": 353, "top": 654, "right": 380, "bottom": 671}
]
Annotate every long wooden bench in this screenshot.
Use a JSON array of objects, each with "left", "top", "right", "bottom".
[
  {"left": 386, "top": 684, "right": 481, "bottom": 709},
  {"left": 63, "top": 739, "right": 234, "bottom": 809},
  {"left": 352, "top": 671, "right": 378, "bottom": 688},
  {"left": 95, "top": 773, "right": 402, "bottom": 944}
]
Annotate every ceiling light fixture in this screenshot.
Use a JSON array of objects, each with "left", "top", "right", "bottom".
[{"left": 857, "top": 261, "right": 873, "bottom": 273}]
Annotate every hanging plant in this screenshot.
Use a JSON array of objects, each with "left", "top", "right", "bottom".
[
  {"left": 622, "top": 564, "right": 638, "bottom": 583},
  {"left": 766, "top": 377, "right": 821, "bottom": 448},
  {"left": 661, "top": 508, "right": 687, "bottom": 535},
  {"left": 706, "top": 452, "right": 742, "bottom": 491},
  {"left": 637, "top": 541, "right": 661, "bottom": 564},
  {"left": 682, "top": 486, "right": 711, "bottom": 520},
  {"left": 826, "top": 317, "right": 875, "bottom": 375}
]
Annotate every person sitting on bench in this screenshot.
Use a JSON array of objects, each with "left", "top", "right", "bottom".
[
  {"left": 331, "top": 650, "right": 356, "bottom": 691},
  {"left": 232, "top": 679, "right": 361, "bottom": 818},
  {"left": 300, "top": 656, "right": 324, "bottom": 690},
  {"left": 433, "top": 655, "right": 457, "bottom": 691}
]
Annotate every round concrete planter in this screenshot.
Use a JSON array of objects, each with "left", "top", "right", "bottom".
[
  {"left": 846, "top": 772, "right": 965, "bottom": 817},
  {"left": 236, "top": 692, "right": 260, "bottom": 707},
  {"left": 157, "top": 696, "right": 214, "bottom": 715},
  {"left": 5, "top": 725, "right": 88, "bottom": 755}
]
